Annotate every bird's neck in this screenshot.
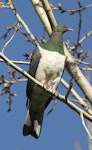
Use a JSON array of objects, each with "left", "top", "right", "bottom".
[
  {"left": 40, "top": 32, "right": 64, "bottom": 55},
  {"left": 50, "top": 32, "right": 64, "bottom": 55},
  {"left": 50, "top": 32, "right": 63, "bottom": 42}
]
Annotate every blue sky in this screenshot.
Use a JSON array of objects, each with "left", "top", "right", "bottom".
[{"left": 0, "top": 0, "right": 92, "bottom": 150}]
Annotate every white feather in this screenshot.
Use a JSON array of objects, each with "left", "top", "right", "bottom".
[{"left": 35, "top": 45, "right": 66, "bottom": 89}]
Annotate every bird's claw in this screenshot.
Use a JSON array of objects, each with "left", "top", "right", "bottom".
[
  {"left": 54, "top": 90, "right": 59, "bottom": 97},
  {"left": 43, "top": 82, "right": 52, "bottom": 90}
]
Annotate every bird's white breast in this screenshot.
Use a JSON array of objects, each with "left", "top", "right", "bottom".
[{"left": 35, "top": 46, "right": 66, "bottom": 90}]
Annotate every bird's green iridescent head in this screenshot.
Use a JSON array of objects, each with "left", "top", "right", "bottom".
[{"left": 53, "top": 25, "right": 73, "bottom": 34}]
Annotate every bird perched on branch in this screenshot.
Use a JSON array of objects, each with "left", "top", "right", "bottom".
[{"left": 23, "top": 25, "right": 73, "bottom": 138}]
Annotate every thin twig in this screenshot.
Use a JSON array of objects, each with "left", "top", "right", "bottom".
[
  {"left": 5, "top": 78, "right": 27, "bottom": 84},
  {"left": 72, "top": 0, "right": 82, "bottom": 55},
  {"left": 0, "top": 52, "right": 92, "bottom": 122},
  {"left": 65, "top": 81, "right": 73, "bottom": 100},
  {"left": 1, "top": 31, "right": 16, "bottom": 53},
  {"left": 47, "top": 99, "right": 58, "bottom": 115},
  {"left": 80, "top": 68, "right": 92, "bottom": 71},
  {"left": 74, "top": 58, "right": 92, "bottom": 68},
  {"left": 61, "top": 78, "right": 92, "bottom": 115},
  {"left": 77, "top": 0, "right": 82, "bottom": 45},
  {"left": 60, "top": 4, "right": 92, "bottom": 14},
  {"left": 79, "top": 30, "right": 92, "bottom": 45},
  {"left": 71, "top": 30, "right": 92, "bottom": 51},
  {"left": 7, "top": 0, "right": 37, "bottom": 43},
  {"left": 80, "top": 112, "right": 92, "bottom": 140},
  {"left": 0, "top": 2, "right": 9, "bottom": 8},
  {"left": 1, "top": 22, "right": 21, "bottom": 53},
  {"left": 0, "top": 59, "right": 30, "bottom": 65},
  {"left": 64, "top": 42, "right": 92, "bottom": 104}
]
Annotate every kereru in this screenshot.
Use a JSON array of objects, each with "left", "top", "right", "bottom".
[{"left": 23, "top": 25, "right": 73, "bottom": 138}]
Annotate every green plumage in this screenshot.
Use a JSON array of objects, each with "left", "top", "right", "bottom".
[{"left": 41, "top": 26, "right": 65, "bottom": 55}]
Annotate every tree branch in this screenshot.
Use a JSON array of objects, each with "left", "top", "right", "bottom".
[
  {"left": 71, "top": 30, "right": 92, "bottom": 51},
  {"left": 0, "top": 52, "right": 92, "bottom": 122},
  {"left": 1, "top": 0, "right": 92, "bottom": 140},
  {"left": 63, "top": 42, "right": 92, "bottom": 104},
  {"left": 30, "top": 0, "right": 52, "bottom": 35},
  {"left": 60, "top": 3, "right": 92, "bottom": 14},
  {"left": 80, "top": 112, "right": 92, "bottom": 140},
  {"left": 29, "top": 0, "right": 92, "bottom": 104},
  {"left": 7, "top": 0, "right": 36, "bottom": 42},
  {"left": 61, "top": 78, "right": 92, "bottom": 115},
  {"left": 0, "top": 59, "right": 30, "bottom": 65},
  {"left": 41, "top": 0, "right": 57, "bottom": 28}
]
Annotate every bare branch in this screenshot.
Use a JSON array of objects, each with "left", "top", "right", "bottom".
[
  {"left": 61, "top": 78, "right": 92, "bottom": 115},
  {"left": 1, "top": 31, "right": 16, "bottom": 53},
  {"left": 0, "top": 52, "right": 92, "bottom": 122},
  {"left": 28, "top": 0, "right": 92, "bottom": 105},
  {"left": 74, "top": 59, "right": 92, "bottom": 68},
  {"left": 60, "top": 3, "right": 92, "bottom": 14},
  {"left": 77, "top": 0, "right": 82, "bottom": 45},
  {"left": 0, "top": 2, "right": 9, "bottom": 8},
  {"left": 80, "top": 68, "right": 92, "bottom": 71},
  {"left": 0, "top": 59, "right": 30, "bottom": 65},
  {"left": 80, "top": 112, "right": 92, "bottom": 140},
  {"left": 65, "top": 81, "right": 73, "bottom": 100},
  {"left": 1, "top": 0, "right": 92, "bottom": 142},
  {"left": 41, "top": 0, "right": 57, "bottom": 28},
  {"left": 30, "top": 0, "right": 52, "bottom": 35},
  {"left": 64, "top": 42, "right": 92, "bottom": 104},
  {"left": 71, "top": 30, "right": 92, "bottom": 51},
  {"left": 7, "top": 0, "right": 36, "bottom": 43}
]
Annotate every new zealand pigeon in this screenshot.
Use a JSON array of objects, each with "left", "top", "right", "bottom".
[{"left": 23, "top": 25, "right": 73, "bottom": 138}]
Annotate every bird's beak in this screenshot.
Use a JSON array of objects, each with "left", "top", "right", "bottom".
[{"left": 67, "top": 28, "right": 74, "bottom": 31}]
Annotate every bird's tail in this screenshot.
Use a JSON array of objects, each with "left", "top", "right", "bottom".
[{"left": 23, "top": 109, "right": 44, "bottom": 138}]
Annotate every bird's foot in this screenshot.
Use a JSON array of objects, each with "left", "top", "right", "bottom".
[
  {"left": 43, "top": 81, "right": 52, "bottom": 90},
  {"left": 54, "top": 90, "right": 59, "bottom": 97},
  {"left": 43, "top": 82, "right": 59, "bottom": 97},
  {"left": 43, "top": 82, "right": 49, "bottom": 89}
]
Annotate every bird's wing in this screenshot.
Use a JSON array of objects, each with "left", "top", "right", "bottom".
[
  {"left": 26, "top": 47, "right": 52, "bottom": 108},
  {"left": 26, "top": 48, "right": 41, "bottom": 99}
]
